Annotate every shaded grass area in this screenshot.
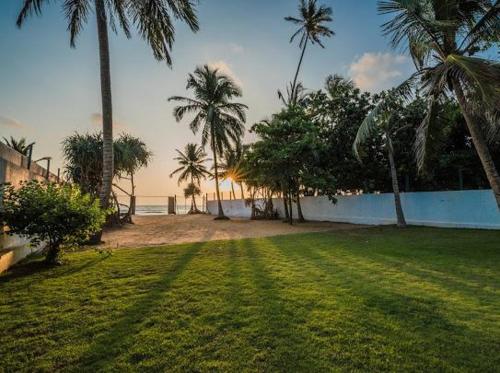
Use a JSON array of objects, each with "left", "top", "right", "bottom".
[{"left": 1, "top": 227, "right": 499, "bottom": 371}]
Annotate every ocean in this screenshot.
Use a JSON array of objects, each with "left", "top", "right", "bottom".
[{"left": 117, "top": 196, "right": 207, "bottom": 216}]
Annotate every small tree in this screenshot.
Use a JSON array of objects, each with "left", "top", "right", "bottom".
[{"left": 1, "top": 181, "right": 106, "bottom": 265}]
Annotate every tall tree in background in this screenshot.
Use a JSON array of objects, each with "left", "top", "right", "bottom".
[
  {"left": 354, "top": 91, "right": 410, "bottom": 227},
  {"left": 285, "top": 0, "right": 334, "bottom": 104},
  {"left": 378, "top": 0, "right": 500, "bottom": 208},
  {"left": 17, "top": 0, "right": 199, "bottom": 210},
  {"left": 169, "top": 65, "right": 248, "bottom": 220},
  {"left": 170, "top": 143, "right": 210, "bottom": 214}
]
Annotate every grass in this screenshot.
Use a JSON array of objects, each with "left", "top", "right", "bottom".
[{"left": 1, "top": 227, "right": 499, "bottom": 372}]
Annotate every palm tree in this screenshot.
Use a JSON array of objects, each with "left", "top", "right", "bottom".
[
  {"left": 2, "top": 136, "right": 34, "bottom": 156},
  {"left": 169, "top": 65, "right": 248, "bottom": 220},
  {"left": 378, "top": 0, "right": 500, "bottom": 208},
  {"left": 170, "top": 143, "right": 210, "bottom": 214},
  {"left": 17, "top": 0, "right": 199, "bottom": 210},
  {"left": 277, "top": 82, "right": 309, "bottom": 107},
  {"left": 354, "top": 91, "right": 408, "bottom": 227},
  {"left": 218, "top": 144, "right": 247, "bottom": 200},
  {"left": 184, "top": 183, "right": 202, "bottom": 214},
  {"left": 285, "top": 0, "right": 334, "bottom": 104},
  {"left": 114, "top": 134, "right": 152, "bottom": 216}
]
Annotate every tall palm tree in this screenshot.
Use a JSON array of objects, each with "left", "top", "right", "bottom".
[
  {"left": 285, "top": 0, "right": 334, "bottom": 104},
  {"left": 169, "top": 65, "right": 248, "bottom": 220},
  {"left": 277, "top": 82, "right": 309, "bottom": 107},
  {"left": 354, "top": 90, "right": 408, "bottom": 227},
  {"left": 378, "top": 0, "right": 500, "bottom": 208},
  {"left": 2, "top": 136, "right": 34, "bottom": 156},
  {"left": 17, "top": 0, "right": 199, "bottom": 209},
  {"left": 170, "top": 143, "right": 210, "bottom": 214},
  {"left": 184, "top": 182, "right": 202, "bottom": 214}
]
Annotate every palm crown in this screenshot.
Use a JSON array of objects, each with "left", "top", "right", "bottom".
[
  {"left": 170, "top": 143, "right": 210, "bottom": 186},
  {"left": 378, "top": 0, "right": 500, "bottom": 207},
  {"left": 17, "top": 0, "right": 199, "bottom": 65},
  {"left": 169, "top": 65, "right": 248, "bottom": 156}
]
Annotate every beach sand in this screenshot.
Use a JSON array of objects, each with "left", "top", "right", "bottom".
[{"left": 101, "top": 214, "right": 365, "bottom": 249}]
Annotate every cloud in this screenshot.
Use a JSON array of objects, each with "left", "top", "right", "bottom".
[
  {"left": 228, "top": 43, "right": 244, "bottom": 54},
  {"left": 208, "top": 60, "right": 243, "bottom": 87},
  {"left": 349, "top": 52, "right": 411, "bottom": 92},
  {"left": 90, "top": 113, "right": 127, "bottom": 130},
  {"left": 0, "top": 115, "right": 24, "bottom": 128}
]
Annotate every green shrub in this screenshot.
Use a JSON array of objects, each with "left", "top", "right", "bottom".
[{"left": 0, "top": 181, "right": 106, "bottom": 264}]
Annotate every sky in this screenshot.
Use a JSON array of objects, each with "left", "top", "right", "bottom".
[{"left": 0, "top": 0, "right": 417, "bottom": 202}]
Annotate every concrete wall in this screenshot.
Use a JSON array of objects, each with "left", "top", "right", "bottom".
[
  {"left": 207, "top": 189, "right": 500, "bottom": 230},
  {"left": 1, "top": 142, "right": 58, "bottom": 272}
]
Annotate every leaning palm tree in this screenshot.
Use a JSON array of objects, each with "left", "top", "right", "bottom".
[
  {"left": 170, "top": 143, "right": 210, "bottom": 214},
  {"left": 2, "top": 136, "right": 34, "bottom": 156},
  {"left": 17, "top": 0, "right": 199, "bottom": 210},
  {"left": 354, "top": 91, "right": 408, "bottom": 227},
  {"left": 285, "top": 0, "right": 334, "bottom": 104},
  {"left": 378, "top": 0, "right": 500, "bottom": 208},
  {"left": 169, "top": 65, "right": 248, "bottom": 220}
]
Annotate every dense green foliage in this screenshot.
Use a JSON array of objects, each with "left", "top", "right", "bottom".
[
  {"left": 0, "top": 181, "right": 106, "bottom": 264},
  {"left": 1, "top": 228, "right": 498, "bottom": 370}
]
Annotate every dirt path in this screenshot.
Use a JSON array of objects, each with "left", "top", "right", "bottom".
[{"left": 101, "top": 214, "right": 365, "bottom": 248}]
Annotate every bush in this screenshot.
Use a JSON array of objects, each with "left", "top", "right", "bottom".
[{"left": 0, "top": 181, "right": 106, "bottom": 264}]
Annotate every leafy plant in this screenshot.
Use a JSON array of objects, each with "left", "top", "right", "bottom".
[
  {"left": 2, "top": 136, "right": 35, "bottom": 156},
  {"left": 0, "top": 181, "right": 106, "bottom": 264}
]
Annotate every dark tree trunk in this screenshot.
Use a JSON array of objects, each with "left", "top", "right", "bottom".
[
  {"left": 95, "top": 0, "right": 114, "bottom": 210},
  {"left": 45, "top": 244, "right": 61, "bottom": 265},
  {"left": 296, "top": 187, "right": 305, "bottom": 222},
  {"left": 453, "top": 79, "right": 500, "bottom": 209},
  {"left": 239, "top": 182, "right": 245, "bottom": 200},
  {"left": 282, "top": 190, "right": 290, "bottom": 222},
  {"left": 387, "top": 137, "right": 406, "bottom": 228},
  {"left": 288, "top": 191, "right": 293, "bottom": 225},
  {"left": 212, "top": 135, "right": 228, "bottom": 220}
]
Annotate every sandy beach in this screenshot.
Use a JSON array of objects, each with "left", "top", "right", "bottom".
[{"left": 101, "top": 214, "right": 365, "bottom": 248}]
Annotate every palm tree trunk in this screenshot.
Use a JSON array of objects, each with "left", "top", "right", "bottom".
[
  {"left": 386, "top": 137, "right": 406, "bottom": 228},
  {"left": 288, "top": 190, "right": 293, "bottom": 225},
  {"left": 291, "top": 37, "right": 308, "bottom": 105},
  {"left": 282, "top": 190, "right": 290, "bottom": 222},
  {"left": 130, "top": 173, "right": 136, "bottom": 215},
  {"left": 231, "top": 181, "right": 236, "bottom": 200},
  {"left": 452, "top": 79, "right": 500, "bottom": 209},
  {"left": 296, "top": 186, "right": 305, "bottom": 222},
  {"left": 211, "top": 136, "right": 228, "bottom": 220},
  {"left": 239, "top": 182, "right": 245, "bottom": 200},
  {"left": 95, "top": 0, "right": 113, "bottom": 210}
]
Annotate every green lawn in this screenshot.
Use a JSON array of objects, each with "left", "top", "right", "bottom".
[{"left": 1, "top": 227, "right": 499, "bottom": 372}]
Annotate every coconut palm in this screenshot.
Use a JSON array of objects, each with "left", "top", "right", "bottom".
[
  {"left": 184, "top": 182, "right": 202, "bottom": 214},
  {"left": 17, "top": 0, "right": 199, "bottom": 209},
  {"left": 114, "top": 134, "right": 152, "bottom": 217},
  {"left": 218, "top": 144, "right": 247, "bottom": 200},
  {"left": 277, "top": 82, "right": 309, "bottom": 107},
  {"left": 169, "top": 65, "right": 248, "bottom": 220},
  {"left": 285, "top": 0, "right": 334, "bottom": 104},
  {"left": 170, "top": 143, "right": 210, "bottom": 214},
  {"left": 378, "top": 0, "right": 500, "bottom": 208},
  {"left": 354, "top": 90, "right": 408, "bottom": 227},
  {"left": 2, "top": 136, "right": 34, "bottom": 156}
]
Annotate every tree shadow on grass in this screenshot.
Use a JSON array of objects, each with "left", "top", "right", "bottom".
[
  {"left": 269, "top": 236, "right": 498, "bottom": 370},
  {"left": 241, "top": 239, "right": 326, "bottom": 371},
  {"left": 74, "top": 242, "right": 203, "bottom": 370},
  {"left": 0, "top": 254, "right": 111, "bottom": 285}
]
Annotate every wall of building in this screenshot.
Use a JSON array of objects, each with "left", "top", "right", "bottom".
[
  {"left": 207, "top": 190, "right": 500, "bottom": 230},
  {"left": 1, "top": 142, "right": 59, "bottom": 272}
]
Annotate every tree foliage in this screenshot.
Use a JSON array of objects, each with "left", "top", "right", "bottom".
[{"left": 0, "top": 181, "right": 106, "bottom": 264}]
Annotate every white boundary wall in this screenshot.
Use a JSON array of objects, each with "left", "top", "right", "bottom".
[{"left": 207, "top": 190, "right": 500, "bottom": 230}]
